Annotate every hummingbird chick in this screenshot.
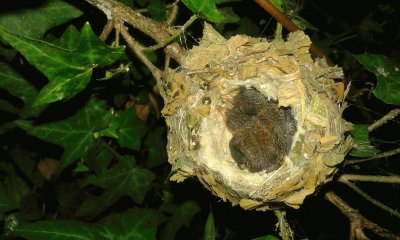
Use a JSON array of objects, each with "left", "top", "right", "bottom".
[{"left": 224, "top": 87, "right": 297, "bottom": 173}]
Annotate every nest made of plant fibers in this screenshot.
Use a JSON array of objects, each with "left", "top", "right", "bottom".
[{"left": 162, "top": 23, "right": 353, "bottom": 211}]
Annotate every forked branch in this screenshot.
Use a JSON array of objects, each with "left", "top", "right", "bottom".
[{"left": 325, "top": 191, "right": 399, "bottom": 240}]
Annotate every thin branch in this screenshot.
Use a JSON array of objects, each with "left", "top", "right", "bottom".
[
  {"left": 84, "top": 0, "right": 172, "bottom": 43},
  {"left": 120, "top": 26, "right": 166, "bottom": 99},
  {"left": 340, "top": 174, "right": 400, "bottom": 184},
  {"left": 102, "top": 141, "right": 123, "bottom": 161},
  {"left": 368, "top": 108, "right": 400, "bottom": 132},
  {"left": 255, "top": 0, "right": 334, "bottom": 66},
  {"left": 143, "top": 15, "right": 197, "bottom": 52},
  {"left": 99, "top": 19, "right": 114, "bottom": 41},
  {"left": 346, "top": 147, "right": 400, "bottom": 165},
  {"left": 325, "top": 191, "right": 400, "bottom": 239},
  {"left": 274, "top": 210, "right": 294, "bottom": 240},
  {"left": 165, "top": 0, "right": 180, "bottom": 26},
  {"left": 339, "top": 177, "right": 400, "bottom": 218}
]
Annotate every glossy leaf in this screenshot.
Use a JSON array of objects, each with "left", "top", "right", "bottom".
[
  {"left": 11, "top": 220, "right": 101, "bottom": 240},
  {"left": 148, "top": 0, "right": 169, "bottom": 22},
  {"left": 100, "top": 108, "right": 147, "bottom": 150},
  {"left": 355, "top": 54, "right": 400, "bottom": 105},
  {"left": 0, "top": 62, "right": 40, "bottom": 116},
  {"left": 16, "top": 99, "right": 112, "bottom": 170},
  {"left": 97, "top": 208, "right": 165, "bottom": 240},
  {"left": 161, "top": 200, "right": 201, "bottom": 240},
  {"left": 0, "top": 23, "right": 126, "bottom": 106},
  {"left": 0, "top": 0, "right": 82, "bottom": 39},
  {"left": 53, "top": 25, "right": 80, "bottom": 50},
  {"left": 0, "top": 62, "right": 43, "bottom": 117},
  {"left": 349, "top": 124, "right": 380, "bottom": 157},
  {"left": 82, "top": 162, "right": 155, "bottom": 204},
  {"left": 204, "top": 209, "right": 215, "bottom": 240},
  {"left": 144, "top": 126, "right": 167, "bottom": 168},
  {"left": 0, "top": 184, "right": 19, "bottom": 215},
  {"left": 182, "top": 0, "right": 225, "bottom": 23}
]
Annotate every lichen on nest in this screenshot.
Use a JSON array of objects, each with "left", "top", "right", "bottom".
[{"left": 162, "top": 23, "right": 352, "bottom": 210}]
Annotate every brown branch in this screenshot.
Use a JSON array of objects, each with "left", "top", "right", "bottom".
[
  {"left": 255, "top": 0, "right": 334, "bottom": 66},
  {"left": 83, "top": 0, "right": 172, "bottom": 43},
  {"left": 339, "top": 176, "right": 400, "bottom": 218},
  {"left": 165, "top": 0, "right": 180, "bottom": 26},
  {"left": 340, "top": 174, "right": 400, "bottom": 184},
  {"left": 368, "top": 108, "right": 400, "bottom": 132},
  {"left": 119, "top": 26, "right": 166, "bottom": 99},
  {"left": 325, "top": 191, "right": 400, "bottom": 240},
  {"left": 99, "top": 19, "right": 114, "bottom": 41},
  {"left": 274, "top": 210, "right": 294, "bottom": 240},
  {"left": 346, "top": 147, "right": 400, "bottom": 165}
]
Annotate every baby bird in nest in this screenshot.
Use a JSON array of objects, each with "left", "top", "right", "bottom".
[{"left": 224, "top": 87, "right": 297, "bottom": 173}]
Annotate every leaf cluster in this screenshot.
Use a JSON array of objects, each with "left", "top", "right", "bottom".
[{"left": 0, "top": 0, "right": 399, "bottom": 239}]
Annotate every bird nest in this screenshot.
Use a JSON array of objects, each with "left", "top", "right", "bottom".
[{"left": 162, "top": 23, "right": 353, "bottom": 210}]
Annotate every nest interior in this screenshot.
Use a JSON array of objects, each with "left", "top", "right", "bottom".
[{"left": 162, "top": 23, "right": 353, "bottom": 210}]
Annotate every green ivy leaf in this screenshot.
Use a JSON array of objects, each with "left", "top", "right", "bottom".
[
  {"left": 355, "top": 54, "right": 400, "bottom": 105},
  {"left": 0, "top": 0, "right": 83, "bottom": 39},
  {"left": 0, "top": 184, "right": 19, "bottom": 215},
  {"left": 82, "top": 162, "right": 155, "bottom": 204},
  {"left": 182, "top": 0, "right": 225, "bottom": 23},
  {"left": 97, "top": 208, "right": 165, "bottom": 240},
  {"left": 53, "top": 25, "right": 81, "bottom": 50},
  {"left": 349, "top": 124, "right": 380, "bottom": 157},
  {"left": 86, "top": 148, "right": 114, "bottom": 174},
  {"left": 16, "top": 99, "right": 112, "bottom": 170},
  {"left": 148, "top": 0, "right": 169, "bottom": 22},
  {"left": 100, "top": 108, "right": 147, "bottom": 151},
  {"left": 11, "top": 220, "right": 101, "bottom": 240},
  {"left": 161, "top": 200, "right": 201, "bottom": 240},
  {"left": 1, "top": 163, "right": 31, "bottom": 209},
  {"left": 144, "top": 126, "right": 167, "bottom": 168},
  {"left": 204, "top": 209, "right": 215, "bottom": 240},
  {"left": 0, "top": 62, "right": 45, "bottom": 117},
  {"left": 0, "top": 23, "right": 126, "bottom": 106},
  {"left": 11, "top": 209, "right": 164, "bottom": 240}
]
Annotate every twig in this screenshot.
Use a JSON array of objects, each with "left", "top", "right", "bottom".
[
  {"left": 119, "top": 26, "right": 166, "bottom": 99},
  {"left": 368, "top": 108, "right": 400, "bottom": 132},
  {"left": 325, "top": 191, "right": 400, "bottom": 239},
  {"left": 84, "top": 0, "right": 187, "bottom": 67},
  {"left": 339, "top": 176, "right": 400, "bottom": 218},
  {"left": 102, "top": 141, "right": 123, "bottom": 161},
  {"left": 165, "top": 0, "right": 180, "bottom": 26},
  {"left": 274, "top": 210, "right": 294, "bottom": 240},
  {"left": 99, "top": 19, "right": 114, "bottom": 41},
  {"left": 346, "top": 147, "right": 400, "bottom": 165},
  {"left": 340, "top": 174, "right": 400, "bottom": 184},
  {"left": 84, "top": 0, "right": 173, "bottom": 43},
  {"left": 143, "top": 15, "right": 197, "bottom": 52},
  {"left": 255, "top": 0, "right": 334, "bottom": 66}
]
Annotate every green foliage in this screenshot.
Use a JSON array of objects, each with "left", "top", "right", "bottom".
[
  {"left": 0, "top": 0, "right": 398, "bottom": 239},
  {"left": 10, "top": 209, "right": 164, "bottom": 240},
  {"left": 0, "top": 23, "right": 125, "bottom": 106},
  {"left": 0, "top": 0, "right": 82, "bottom": 39},
  {"left": 181, "top": 0, "right": 225, "bottom": 23},
  {"left": 160, "top": 200, "right": 201, "bottom": 240},
  {"left": 349, "top": 124, "right": 380, "bottom": 157},
  {"left": 100, "top": 108, "right": 147, "bottom": 151},
  {"left": 355, "top": 54, "right": 400, "bottom": 105},
  {"left": 16, "top": 99, "right": 112, "bottom": 170},
  {"left": 204, "top": 209, "right": 216, "bottom": 240}
]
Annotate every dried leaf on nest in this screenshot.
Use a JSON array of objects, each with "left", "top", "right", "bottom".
[{"left": 163, "top": 23, "right": 352, "bottom": 210}]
